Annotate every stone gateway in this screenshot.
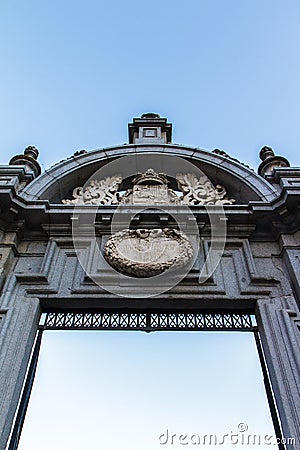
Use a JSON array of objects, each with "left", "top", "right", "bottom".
[{"left": 0, "top": 113, "right": 299, "bottom": 449}]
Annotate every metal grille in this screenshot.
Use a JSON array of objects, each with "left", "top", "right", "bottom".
[{"left": 42, "top": 311, "right": 254, "bottom": 331}]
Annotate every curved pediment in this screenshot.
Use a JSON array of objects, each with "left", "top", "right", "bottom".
[{"left": 21, "top": 144, "right": 278, "bottom": 205}]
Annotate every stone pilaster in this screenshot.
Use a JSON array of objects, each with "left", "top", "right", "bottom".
[
  {"left": 256, "top": 299, "right": 300, "bottom": 449},
  {"left": 0, "top": 298, "right": 40, "bottom": 450}
]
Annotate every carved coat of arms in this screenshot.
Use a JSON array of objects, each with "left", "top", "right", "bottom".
[{"left": 62, "top": 168, "right": 235, "bottom": 206}]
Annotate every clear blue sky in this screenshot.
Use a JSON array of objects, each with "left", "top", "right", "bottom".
[
  {"left": 0, "top": 0, "right": 299, "bottom": 170},
  {"left": 1, "top": 1, "right": 299, "bottom": 449},
  {"left": 19, "top": 331, "right": 274, "bottom": 450}
]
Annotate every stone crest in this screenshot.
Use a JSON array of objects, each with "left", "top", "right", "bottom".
[
  {"left": 120, "top": 169, "right": 180, "bottom": 205},
  {"left": 103, "top": 228, "right": 193, "bottom": 277}
]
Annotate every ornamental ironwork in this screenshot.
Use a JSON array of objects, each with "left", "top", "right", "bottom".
[{"left": 42, "top": 311, "right": 255, "bottom": 332}]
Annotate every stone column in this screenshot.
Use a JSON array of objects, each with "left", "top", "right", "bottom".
[
  {"left": 0, "top": 298, "right": 40, "bottom": 450},
  {"left": 256, "top": 299, "right": 300, "bottom": 449}
]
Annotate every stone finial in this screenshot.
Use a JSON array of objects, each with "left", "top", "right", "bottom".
[
  {"left": 141, "top": 113, "right": 161, "bottom": 119},
  {"left": 9, "top": 145, "right": 41, "bottom": 178},
  {"left": 128, "top": 113, "right": 172, "bottom": 144},
  {"left": 24, "top": 145, "right": 39, "bottom": 159},
  {"left": 258, "top": 146, "right": 290, "bottom": 178}
]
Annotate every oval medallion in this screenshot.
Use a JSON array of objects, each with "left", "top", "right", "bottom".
[{"left": 104, "top": 228, "right": 193, "bottom": 278}]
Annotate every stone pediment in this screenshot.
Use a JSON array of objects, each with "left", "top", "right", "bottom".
[
  {"left": 21, "top": 144, "right": 280, "bottom": 205},
  {"left": 62, "top": 168, "right": 235, "bottom": 206}
]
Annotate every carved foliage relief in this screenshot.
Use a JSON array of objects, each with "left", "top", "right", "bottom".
[
  {"left": 176, "top": 173, "right": 235, "bottom": 205},
  {"left": 62, "top": 169, "right": 235, "bottom": 206},
  {"left": 62, "top": 176, "right": 122, "bottom": 205}
]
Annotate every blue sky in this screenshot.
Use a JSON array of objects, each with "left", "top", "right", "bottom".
[
  {"left": 1, "top": 1, "right": 300, "bottom": 449},
  {"left": 19, "top": 331, "right": 275, "bottom": 450},
  {"left": 0, "top": 0, "right": 299, "bottom": 170}
]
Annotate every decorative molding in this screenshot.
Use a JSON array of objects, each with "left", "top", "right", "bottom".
[{"left": 104, "top": 228, "right": 193, "bottom": 277}]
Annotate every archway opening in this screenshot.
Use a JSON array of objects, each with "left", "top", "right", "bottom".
[{"left": 17, "top": 326, "right": 279, "bottom": 450}]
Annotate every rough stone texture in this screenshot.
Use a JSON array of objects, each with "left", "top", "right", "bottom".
[{"left": 0, "top": 121, "right": 300, "bottom": 449}]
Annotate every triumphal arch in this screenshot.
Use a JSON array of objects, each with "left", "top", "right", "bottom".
[{"left": 0, "top": 114, "right": 299, "bottom": 449}]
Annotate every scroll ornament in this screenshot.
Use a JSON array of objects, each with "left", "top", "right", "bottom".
[
  {"left": 62, "top": 176, "right": 122, "bottom": 205},
  {"left": 176, "top": 173, "right": 235, "bottom": 205}
]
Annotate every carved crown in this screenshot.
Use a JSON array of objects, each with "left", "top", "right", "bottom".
[{"left": 132, "top": 168, "right": 168, "bottom": 186}]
